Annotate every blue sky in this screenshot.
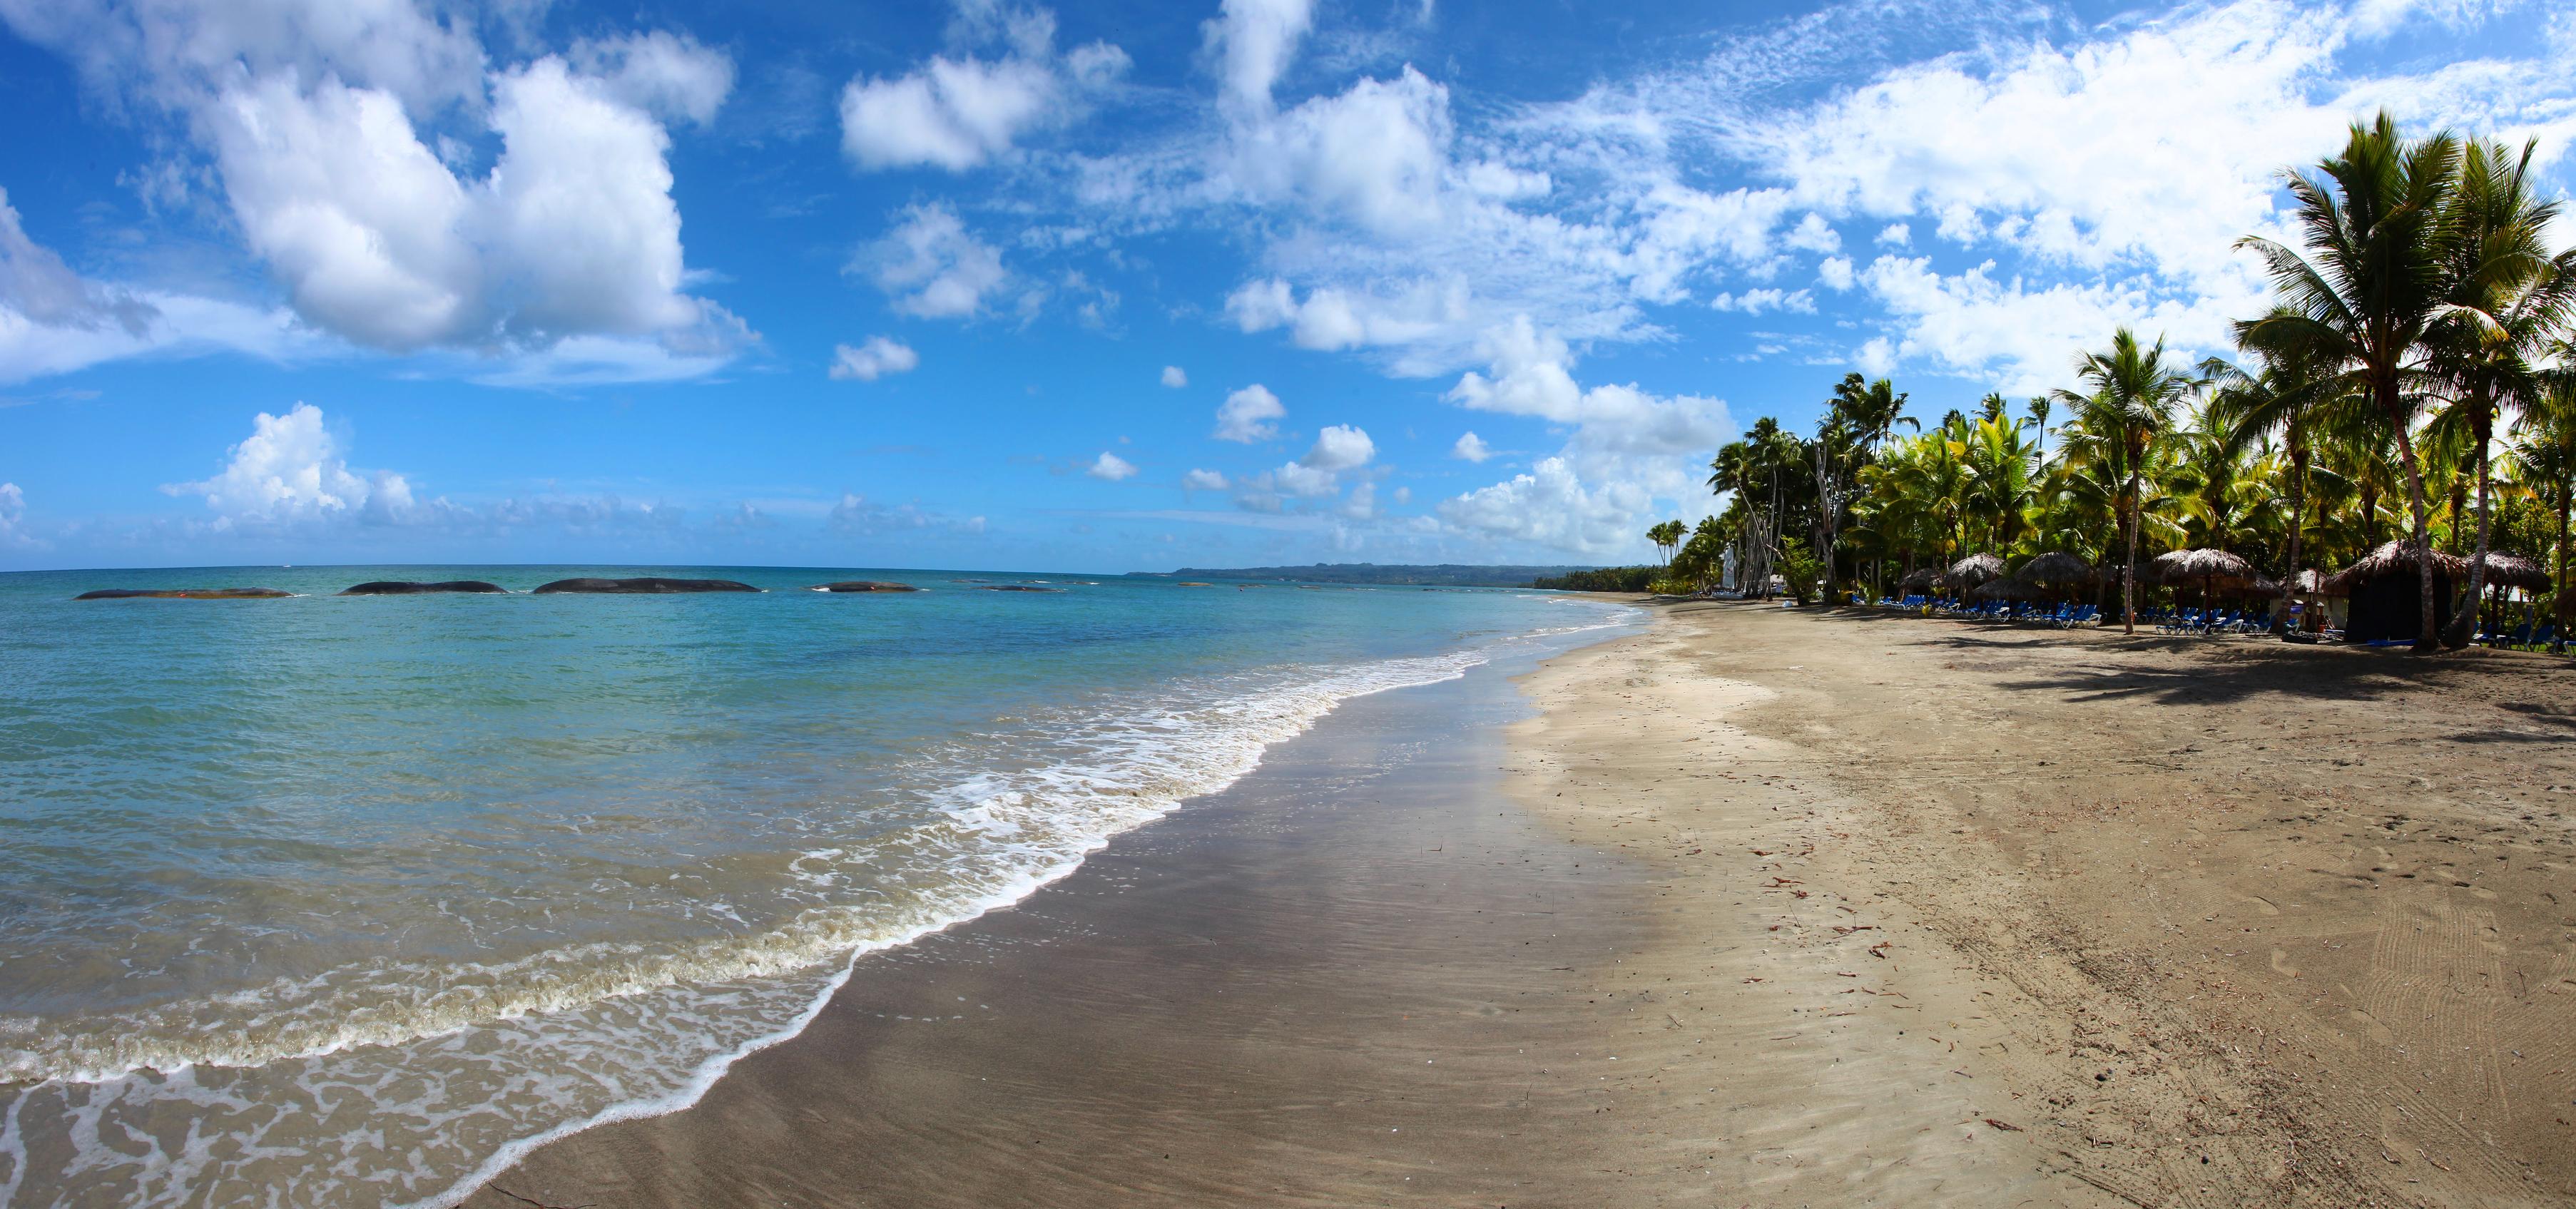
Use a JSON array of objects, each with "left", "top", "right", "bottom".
[{"left": 1, "top": 0, "right": 2571, "bottom": 572}]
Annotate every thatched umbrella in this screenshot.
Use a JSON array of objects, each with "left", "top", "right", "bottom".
[
  {"left": 1948, "top": 553, "right": 2006, "bottom": 588},
  {"left": 1972, "top": 578, "right": 2028, "bottom": 601},
  {"left": 2152, "top": 548, "right": 2258, "bottom": 609},
  {"left": 2463, "top": 552, "right": 2550, "bottom": 643},
  {"left": 1898, "top": 566, "right": 1940, "bottom": 593},
  {"left": 2324, "top": 540, "right": 2471, "bottom": 593},
  {"left": 2014, "top": 551, "right": 2092, "bottom": 601},
  {"left": 2017, "top": 551, "right": 2092, "bottom": 581},
  {"left": 2473, "top": 551, "right": 2550, "bottom": 593},
  {"left": 2327, "top": 541, "right": 2472, "bottom": 643}
]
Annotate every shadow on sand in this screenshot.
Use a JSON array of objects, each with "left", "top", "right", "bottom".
[{"left": 1758, "top": 606, "right": 2576, "bottom": 742}]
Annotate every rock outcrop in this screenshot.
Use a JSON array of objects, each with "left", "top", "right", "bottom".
[
  {"left": 532, "top": 578, "right": 761, "bottom": 594},
  {"left": 976, "top": 585, "right": 1065, "bottom": 592},
  {"left": 808, "top": 581, "right": 920, "bottom": 592}
]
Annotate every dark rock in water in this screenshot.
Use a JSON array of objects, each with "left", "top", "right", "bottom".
[
  {"left": 810, "top": 581, "right": 919, "bottom": 593},
  {"left": 338, "top": 581, "right": 508, "bottom": 596},
  {"left": 75, "top": 587, "right": 291, "bottom": 600},
  {"left": 532, "top": 577, "right": 762, "bottom": 594},
  {"left": 977, "top": 584, "right": 1065, "bottom": 592}
]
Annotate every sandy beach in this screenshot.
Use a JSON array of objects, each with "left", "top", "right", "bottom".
[{"left": 475, "top": 600, "right": 2576, "bottom": 1208}]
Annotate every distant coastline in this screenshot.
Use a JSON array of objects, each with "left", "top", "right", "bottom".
[{"left": 1134, "top": 561, "right": 1604, "bottom": 588}]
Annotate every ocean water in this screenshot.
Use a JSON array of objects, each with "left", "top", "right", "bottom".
[{"left": 0, "top": 565, "right": 1631, "bottom": 1207}]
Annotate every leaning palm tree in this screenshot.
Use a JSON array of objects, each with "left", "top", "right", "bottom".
[
  {"left": 2425, "top": 137, "right": 2576, "bottom": 646},
  {"left": 2236, "top": 110, "right": 2463, "bottom": 651},
  {"left": 1646, "top": 519, "right": 1686, "bottom": 568},
  {"left": 2054, "top": 329, "right": 2199, "bottom": 633}
]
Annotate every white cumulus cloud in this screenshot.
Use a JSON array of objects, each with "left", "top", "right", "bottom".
[
  {"left": 0, "top": 481, "right": 30, "bottom": 548},
  {"left": 1160, "top": 364, "right": 1187, "bottom": 387},
  {"left": 1437, "top": 316, "right": 1732, "bottom": 556},
  {"left": 1087, "top": 451, "right": 1139, "bottom": 480},
  {"left": 1300, "top": 423, "right": 1375, "bottom": 471},
  {"left": 1451, "top": 432, "right": 1491, "bottom": 462},
  {"left": 1438, "top": 456, "right": 1644, "bottom": 556},
  {"left": 1213, "top": 383, "right": 1286, "bottom": 442},
  {"left": 1181, "top": 468, "right": 1228, "bottom": 490},
  {"left": 1203, "top": 0, "right": 1315, "bottom": 113},
  {"left": 863, "top": 203, "right": 1009, "bottom": 319},
  {"left": 1, "top": 5, "right": 745, "bottom": 368},
  {"left": 830, "top": 335, "right": 920, "bottom": 381},
  {"left": 840, "top": 4, "right": 1129, "bottom": 171},
  {"left": 161, "top": 402, "right": 421, "bottom": 528}
]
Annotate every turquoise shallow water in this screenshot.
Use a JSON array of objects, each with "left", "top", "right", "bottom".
[{"left": 0, "top": 564, "right": 1630, "bottom": 1207}]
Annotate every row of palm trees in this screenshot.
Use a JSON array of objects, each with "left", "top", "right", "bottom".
[{"left": 1685, "top": 111, "right": 2576, "bottom": 652}]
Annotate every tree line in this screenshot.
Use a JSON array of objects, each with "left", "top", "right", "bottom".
[{"left": 1640, "top": 111, "right": 2575, "bottom": 652}]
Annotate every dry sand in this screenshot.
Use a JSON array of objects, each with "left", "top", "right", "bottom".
[{"left": 474, "top": 601, "right": 2576, "bottom": 1208}]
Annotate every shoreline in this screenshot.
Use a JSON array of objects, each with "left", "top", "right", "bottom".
[
  {"left": 470, "top": 613, "right": 1669, "bottom": 1207},
  {"left": 472, "top": 600, "right": 2576, "bottom": 1207}
]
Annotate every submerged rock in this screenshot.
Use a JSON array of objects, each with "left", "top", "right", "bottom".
[
  {"left": 976, "top": 584, "right": 1065, "bottom": 592},
  {"left": 339, "top": 581, "right": 508, "bottom": 596},
  {"left": 809, "top": 581, "right": 920, "bottom": 593},
  {"left": 75, "top": 587, "right": 291, "bottom": 600},
  {"left": 532, "top": 577, "right": 762, "bottom": 594}
]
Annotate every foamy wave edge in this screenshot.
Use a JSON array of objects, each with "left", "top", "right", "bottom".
[
  {"left": 0, "top": 638, "right": 1583, "bottom": 1090},
  {"left": 404, "top": 642, "right": 1527, "bottom": 1209},
  {"left": 0, "top": 604, "right": 1638, "bottom": 1209}
]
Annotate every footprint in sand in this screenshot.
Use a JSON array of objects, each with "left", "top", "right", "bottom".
[
  {"left": 2348, "top": 1009, "right": 2395, "bottom": 1045},
  {"left": 2270, "top": 947, "right": 2298, "bottom": 978}
]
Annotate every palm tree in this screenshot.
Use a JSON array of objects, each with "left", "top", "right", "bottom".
[
  {"left": 2236, "top": 110, "right": 2463, "bottom": 651},
  {"left": 1960, "top": 412, "right": 2039, "bottom": 554},
  {"left": 2167, "top": 407, "right": 2271, "bottom": 557},
  {"left": 2426, "top": 137, "right": 2576, "bottom": 646},
  {"left": 1646, "top": 519, "right": 1686, "bottom": 568},
  {"left": 2055, "top": 329, "right": 2199, "bottom": 633},
  {"left": 2206, "top": 340, "right": 2348, "bottom": 633},
  {"left": 2512, "top": 370, "right": 2576, "bottom": 647},
  {"left": 1807, "top": 374, "right": 1910, "bottom": 586}
]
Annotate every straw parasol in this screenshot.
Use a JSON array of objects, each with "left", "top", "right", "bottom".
[
  {"left": 1972, "top": 578, "right": 2029, "bottom": 601},
  {"left": 1899, "top": 566, "right": 1940, "bottom": 592},
  {"left": 2015, "top": 551, "right": 2093, "bottom": 586},
  {"left": 2328, "top": 541, "right": 2475, "bottom": 643},
  {"left": 2012, "top": 551, "right": 2092, "bottom": 601},
  {"left": 1948, "top": 552, "right": 2007, "bottom": 587},
  {"left": 2472, "top": 551, "right": 2550, "bottom": 593},
  {"left": 2153, "top": 548, "right": 2259, "bottom": 606},
  {"left": 2323, "top": 540, "right": 2471, "bottom": 595}
]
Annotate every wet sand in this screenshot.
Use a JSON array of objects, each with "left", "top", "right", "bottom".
[{"left": 474, "top": 601, "right": 2576, "bottom": 1208}]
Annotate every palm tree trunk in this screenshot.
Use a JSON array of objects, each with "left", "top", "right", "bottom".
[
  {"left": 2445, "top": 415, "right": 2495, "bottom": 648},
  {"left": 2276, "top": 444, "right": 2307, "bottom": 637},
  {"left": 2391, "top": 421, "right": 2440, "bottom": 652},
  {"left": 2552, "top": 482, "right": 2570, "bottom": 653},
  {"left": 2122, "top": 471, "right": 2142, "bottom": 635}
]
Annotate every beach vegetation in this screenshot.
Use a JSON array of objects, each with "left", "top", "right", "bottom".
[{"left": 1694, "top": 109, "right": 2576, "bottom": 652}]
